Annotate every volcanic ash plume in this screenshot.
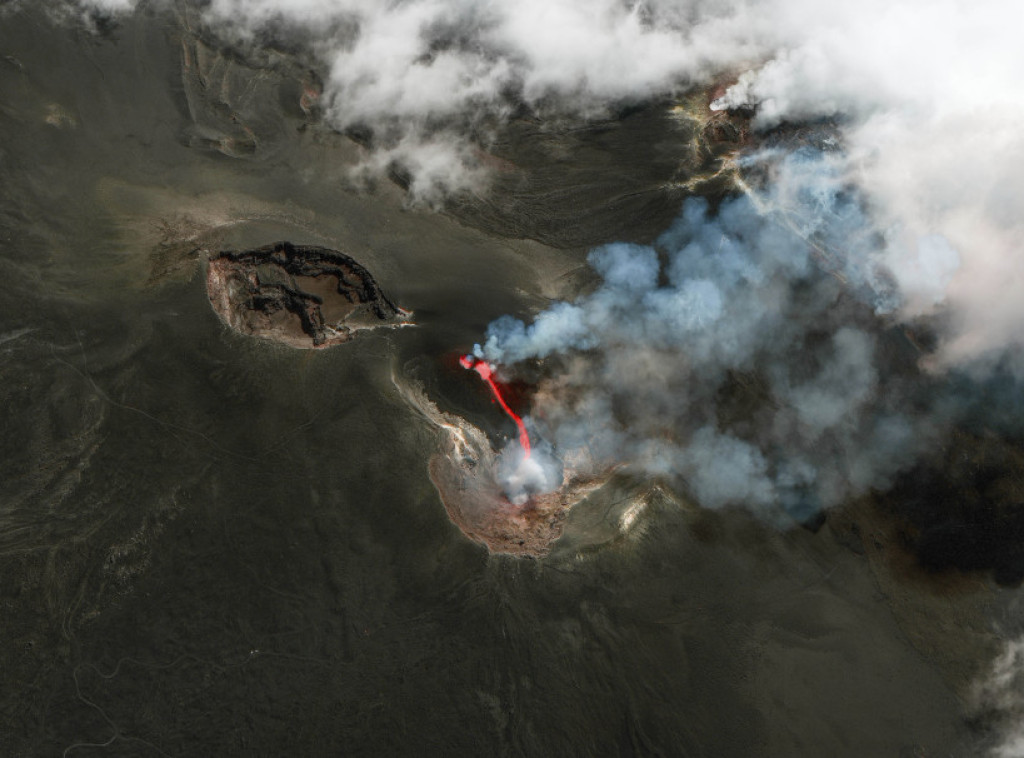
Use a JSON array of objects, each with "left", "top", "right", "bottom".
[{"left": 479, "top": 152, "right": 949, "bottom": 521}]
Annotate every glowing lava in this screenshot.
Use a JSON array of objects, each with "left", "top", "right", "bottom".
[{"left": 460, "top": 355, "right": 531, "bottom": 458}]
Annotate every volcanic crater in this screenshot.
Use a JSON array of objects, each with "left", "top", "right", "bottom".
[{"left": 206, "top": 241, "right": 410, "bottom": 348}]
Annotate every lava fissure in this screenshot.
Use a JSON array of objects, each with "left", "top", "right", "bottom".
[{"left": 460, "top": 355, "right": 532, "bottom": 457}]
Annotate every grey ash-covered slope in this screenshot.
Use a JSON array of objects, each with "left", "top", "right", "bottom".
[{"left": 206, "top": 242, "right": 409, "bottom": 348}]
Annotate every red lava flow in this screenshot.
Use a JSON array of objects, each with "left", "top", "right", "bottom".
[{"left": 460, "top": 355, "right": 532, "bottom": 458}]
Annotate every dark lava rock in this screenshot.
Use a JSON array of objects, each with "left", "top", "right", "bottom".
[{"left": 206, "top": 242, "right": 410, "bottom": 348}]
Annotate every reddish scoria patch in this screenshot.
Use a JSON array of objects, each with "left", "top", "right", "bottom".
[{"left": 460, "top": 355, "right": 531, "bottom": 457}]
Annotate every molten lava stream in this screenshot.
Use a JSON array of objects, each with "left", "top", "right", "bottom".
[{"left": 460, "top": 355, "right": 532, "bottom": 458}]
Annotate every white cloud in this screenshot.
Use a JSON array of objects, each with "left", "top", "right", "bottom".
[
  {"left": 707, "top": 0, "right": 1024, "bottom": 364},
  {"left": 973, "top": 636, "right": 1024, "bottom": 757}
]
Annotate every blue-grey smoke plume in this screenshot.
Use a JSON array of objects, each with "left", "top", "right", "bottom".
[{"left": 478, "top": 150, "right": 945, "bottom": 519}]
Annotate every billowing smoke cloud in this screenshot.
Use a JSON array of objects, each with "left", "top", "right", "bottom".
[{"left": 480, "top": 151, "right": 947, "bottom": 518}]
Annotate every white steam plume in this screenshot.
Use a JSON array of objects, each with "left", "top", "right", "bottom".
[{"left": 494, "top": 438, "right": 563, "bottom": 505}]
